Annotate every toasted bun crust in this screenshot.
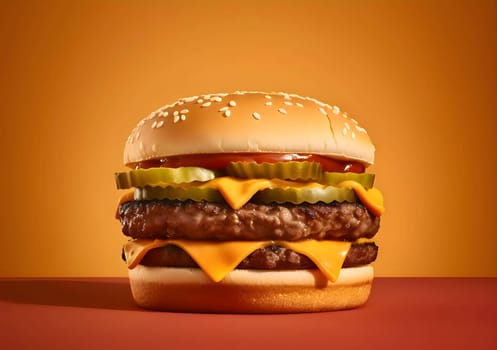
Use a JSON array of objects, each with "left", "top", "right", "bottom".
[
  {"left": 128, "top": 265, "right": 374, "bottom": 313},
  {"left": 124, "top": 92, "right": 375, "bottom": 167}
]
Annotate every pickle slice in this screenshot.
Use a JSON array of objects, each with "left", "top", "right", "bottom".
[
  {"left": 321, "top": 172, "right": 375, "bottom": 188},
  {"left": 254, "top": 186, "right": 356, "bottom": 204},
  {"left": 225, "top": 161, "right": 323, "bottom": 181},
  {"left": 134, "top": 185, "right": 224, "bottom": 202},
  {"left": 115, "top": 167, "right": 216, "bottom": 189}
]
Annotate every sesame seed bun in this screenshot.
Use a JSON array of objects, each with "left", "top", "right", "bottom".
[
  {"left": 128, "top": 265, "right": 374, "bottom": 313},
  {"left": 124, "top": 91, "right": 375, "bottom": 166}
]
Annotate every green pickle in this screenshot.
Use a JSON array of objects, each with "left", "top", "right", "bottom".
[
  {"left": 134, "top": 185, "right": 224, "bottom": 202},
  {"left": 226, "top": 161, "right": 323, "bottom": 181},
  {"left": 254, "top": 186, "right": 356, "bottom": 204},
  {"left": 116, "top": 163, "right": 374, "bottom": 205},
  {"left": 115, "top": 167, "right": 216, "bottom": 189},
  {"left": 136, "top": 184, "right": 356, "bottom": 205},
  {"left": 321, "top": 172, "right": 375, "bottom": 188}
]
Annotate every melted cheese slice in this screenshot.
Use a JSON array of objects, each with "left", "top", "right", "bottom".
[
  {"left": 119, "top": 177, "right": 384, "bottom": 215},
  {"left": 201, "top": 177, "right": 274, "bottom": 210},
  {"left": 336, "top": 180, "right": 385, "bottom": 217},
  {"left": 197, "top": 177, "right": 383, "bottom": 214},
  {"left": 124, "top": 239, "right": 351, "bottom": 283}
]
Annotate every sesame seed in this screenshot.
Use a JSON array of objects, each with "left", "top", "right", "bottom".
[
  {"left": 284, "top": 101, "right": 293, "bottom": 106},
  {"left": 342, "top": 112, "right": 349, "bottom": 119},
  {"left": 180, "top": 114, "right": 186, "bottom": 121},
  {"left": 307, "top": 97, "right": 324, "bottom": 107},
  {"left": 173, "top": 111, "right": 179, "bottom": 116},
  {"left": 264, "top": 95, "right": 272, "bottom": 99},
  {"left": 151, "top": 143, "right": 157, "bottom": 152},
  {"left": 345, "top": 122, "right": 351, "bottom": 130},
  {"left": 296, "top": 102, "right": 304, "bottom": 108},
  {"left": 342, "top": 127, "right": 348, "bottom": 135},
  {"left": 182, "top": 96, "right": 198, "bottom": 103},
  {"left": 278, "top": 108, "right": 288, "bottom": 115},
  {"left": 173, "top": 115, "right": 180, "bottom": 123},
  {"left": 223, "top": 110, "right": 231, "bottom": 117},
  {"left": 201, "top": 102, "right": 212, "bottom": 107},
  {"left": 136, "top": 131, "right": 141, "bottom": 139},
  {"left": 355, "top": 125, "right": 367, "bottom": 134},
  {"left": 319, "top": 107, "right": 328, "bottom": 116},
  {"left": 156, "top": 120, "right": 164, "bottom": 128},
  {"left": 151, "top": 121, "right": 158, "bottom": 128},
  {"left": 265, "top": 101, "right": 272, "bottom": 106},
  {"left": 219, "top": 106, "right": 229, "bottom": 112},
  {"left": 350, "top": 118, "right": 358, "bottom": 124},
  {"left": 162, "top": 111, "right": 169, "bottom": 117},
  {"left": 139, "top": 141, "right": 144, "bottom": 150},
  {"left": 228, "top": 100, "right": 237, "bottom": 107},
  {"left": 252, "top": 112, "right": 261, "bottom": 120},
  {"left": 211, "top": 96, "right": 222, "bottom": 102},
  {"left": 180, "top": 109, "right": 189, "bottom": 114},
  {"left": 351, "top": 131, "right": 356, "bottom": 139},
  {"left": 332, "top": 106, "right": 340, "bottom": 115},
  {"left": 196, "top": 99, "right": 204, "bottom": 104}
]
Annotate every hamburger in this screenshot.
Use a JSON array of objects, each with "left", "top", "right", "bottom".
[{"left": 114, "top": 91, "right": 384, "bottom": 313}]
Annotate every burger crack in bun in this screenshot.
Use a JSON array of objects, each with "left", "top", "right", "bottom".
[{"left": 115, "top": 91, "right": 384, "bottom": 313}]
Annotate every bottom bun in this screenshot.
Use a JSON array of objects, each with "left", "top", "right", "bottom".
[{"left": 128, "top": 265, "right": 374, "bottom": 313}]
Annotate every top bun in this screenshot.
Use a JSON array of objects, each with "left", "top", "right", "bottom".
[{"left": 124, "top": 91, "right": 375, "bottom": 167}]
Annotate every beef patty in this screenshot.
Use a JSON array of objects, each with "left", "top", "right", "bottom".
[
  {"left": 118, "top": 200, "right": 380, "bottom": 241},
  {"left": 123, "top": 242, "right": 378, "bottom": 270}
]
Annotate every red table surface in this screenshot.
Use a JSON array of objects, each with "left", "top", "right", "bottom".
[{"left": 0, "top": 277, "right": 496, "bottom": 349}]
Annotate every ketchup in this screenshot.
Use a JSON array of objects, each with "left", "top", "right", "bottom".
[{"left": 135, "top": 153, "right": 365, "bottom": 173}]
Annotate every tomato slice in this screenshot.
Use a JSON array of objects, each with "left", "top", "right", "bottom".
[{"left": 135, "top": 153, "right": 365, "bottom": 173}]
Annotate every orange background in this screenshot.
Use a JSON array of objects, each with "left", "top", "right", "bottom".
[{"left": 1, "top": 0, "right": 496, "bottom": 277}]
